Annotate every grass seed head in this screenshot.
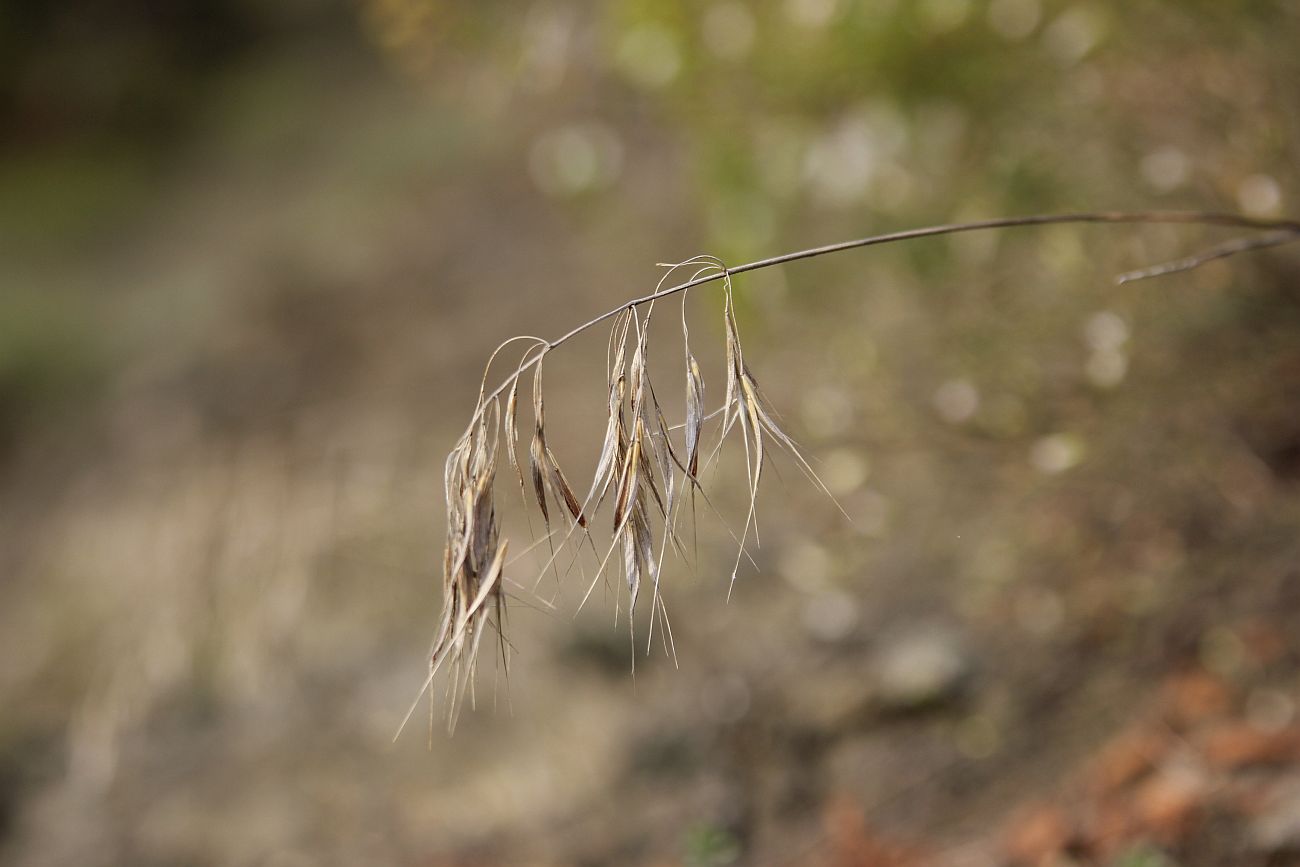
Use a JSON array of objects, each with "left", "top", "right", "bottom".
[{"left": 406, "top": 211, "right": 1299, "bottom": 734}]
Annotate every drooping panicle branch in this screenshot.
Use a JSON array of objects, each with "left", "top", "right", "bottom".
[{"left": 403, "top": 209, "right": 1300, "bottom": 736}]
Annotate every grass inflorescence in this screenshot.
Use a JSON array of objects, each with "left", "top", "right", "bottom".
[{"left": 399, "top": 209, "right": 1300, "bottom": 738}]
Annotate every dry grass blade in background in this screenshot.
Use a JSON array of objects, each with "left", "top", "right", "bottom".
[{"left": 399, "top": 210, "right": 1300, "bottom": 737}]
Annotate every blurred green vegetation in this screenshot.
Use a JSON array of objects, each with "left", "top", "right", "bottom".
[
  {"left": 683, "top": 821, "right": 742, "bottom": 867},
  {"left": 5, "top": 0, "right": 1296, "bottom": 452},
  {"left": 0, "top": 289, "right": 102, "bottom": 452}
]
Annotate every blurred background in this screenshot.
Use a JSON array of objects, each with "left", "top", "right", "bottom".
[{"left": 2, "top": 1, "right": 1299, "bottom": 865}]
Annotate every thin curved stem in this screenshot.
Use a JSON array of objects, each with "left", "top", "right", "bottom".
[
  {"left": 460, "top": 210, "right": 1300, "bottom": 440},
  {"left": 1116, "top": 228, "right": 1300, "bottom": 284}
]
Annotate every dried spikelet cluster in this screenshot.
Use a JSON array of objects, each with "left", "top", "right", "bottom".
[
  {"left": 403, "top": 256, "right": 837, "bottom": 734},
  {"left": 401, "top": 210, "right": 1300, "bottom": 736}
]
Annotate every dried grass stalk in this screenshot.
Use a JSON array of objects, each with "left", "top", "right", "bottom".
[{"left": 399, "top": 210, "right": 1300, "bottom": 736}]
